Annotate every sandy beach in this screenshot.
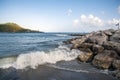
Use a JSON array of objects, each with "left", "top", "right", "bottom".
[{"left": 0, "top": 60, "right": 118, "bottom": 80}]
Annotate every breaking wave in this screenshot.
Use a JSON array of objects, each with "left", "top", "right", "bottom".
[
  {"left": 0, "top": 47, "right": 80, "bottom": 69},
  {"left": 55, "top": 34, "right": 68, "bottom": 37}
]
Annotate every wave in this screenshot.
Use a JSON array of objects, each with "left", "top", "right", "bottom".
[
  {"left": 0, "top": 48, "right": 80, "bottom": 69},
  {"left": 55, "top": 34, "right": 68, "bottom": 37},
  {"left": 48, "top": 64, "right": 89, "bottom": 73}
]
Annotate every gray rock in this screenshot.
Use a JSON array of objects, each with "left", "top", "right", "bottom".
[
  {"left": 92, "top": 44, "right": 104, "bottom": 54},
  {"left": 78, "top": 43, "right": 93, "bottom": 49},
  {"left": 115, "top": 71, "right": 120, "bottom": 79},
  {"left": 103, "top": 41, "right": 120, "bottom": 55},
  {"left": 110, "top": 30, "right": 120, "bottom": 43},
  {"left": 71, "top": 33, "right": 93, "bottom": 45},
  {"left": 92, "top": 50, "right": 119, "bottom": 69},
  {"left": 71, "top": 44, "right": 80, "bottom": 49},
  {"left": 78, "top": 49, "right": 93, "bottom": 62},
  {"left": 113, "top": 60, "right": 120, "bottom": 70},
  {"left": 112, "top": 70, "right": 120, "bottom": 79},
  {"left": 103, "top": 29, "right": 113, "bottom": 36},
  {"left": 85, "top": 32, "right": 108, "bottom": 45}
]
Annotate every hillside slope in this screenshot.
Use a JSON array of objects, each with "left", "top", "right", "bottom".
[{"left": 0, "top": 23, "right": 42, "bottom": 33}]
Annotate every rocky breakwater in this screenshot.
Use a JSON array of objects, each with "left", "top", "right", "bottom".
[{"left": 64, "top": 29, "right": 120, "bottom": 79}]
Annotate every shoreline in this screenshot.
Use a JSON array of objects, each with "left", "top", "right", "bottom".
[{"left": 0, "top": 60, "right": 118, "bottom": 80}]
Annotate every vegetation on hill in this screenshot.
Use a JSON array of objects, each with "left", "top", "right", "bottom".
[{"left": 0, "top": 23, "right": 42, "bottom": 33}]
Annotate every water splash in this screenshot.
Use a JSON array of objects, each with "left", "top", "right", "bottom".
[{"left": 0, "top": 48, "right": 80, "bottom": 69}]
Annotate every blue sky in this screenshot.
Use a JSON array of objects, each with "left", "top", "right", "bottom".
[{"left": 0, "top": 0, "right": 120, "bottom": 32}]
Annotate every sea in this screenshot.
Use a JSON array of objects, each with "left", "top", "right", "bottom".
[{"left": 0, "top": 33, "right": 118, "bottom": 80}]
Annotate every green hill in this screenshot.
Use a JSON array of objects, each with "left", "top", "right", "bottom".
[{"left": 0, "top": 23, "right": 42, "bottom": 33}]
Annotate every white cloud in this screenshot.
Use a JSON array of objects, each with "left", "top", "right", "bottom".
[
  {"left": 67, "top": 8, "right": 72, "bottom": 16},
  {"left": 80, "top": 14, "right": 87, "bottom": 22},
  {"left": 118, "top": 5, "right": 120, "bottom": 14},
  {"left": 73, "top": 19, "right": 79, "bottom": 26},
  {"left": 108, "top": 18, "right": 120, "bottom": 25},
  {"left": 73, "top": 14, "right": 104, "bottom": 27}
]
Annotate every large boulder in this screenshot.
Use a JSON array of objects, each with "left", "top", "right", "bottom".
[
  {"left": 113, "top": 60, "right": 120, "bottom": 70},
  {"left": 92, "top": 44, "right": 104, "bottom": 54},
  {"left": 103, "top": 29, "right": 114, "bottom": 36},
  {"left": 92, "top": 50, "right": 119, "bottom": 69},
  {"left": 71, "top": 44, "right": 80, "bottom": 49},
  {"left": 110, "top": 30, "right": 120, "bottom": 43},
  {"left": 85, "top": 32, "right": 108, "bottom": 45},
  {"left": 71, "top": 37, "right": 86, "bottom": 45},
  {"left": 103, "top": 41, "right": 120, "bottom": 55},
  {"left": 71, "top": 42, "right": 92, "bottom": 50},
  {"left": 71, "top": 33, "right": 93, "bottom": 45},
  {"left": 78, "top": 43, "right": 93, "bottom": 49},
  {"left": 78, "top": 49, "right": 93, "bottom": 62}
]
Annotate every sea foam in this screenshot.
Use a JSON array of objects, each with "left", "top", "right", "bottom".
[{"left": 0, "top": 48, "right": 80, "bottom": 69}]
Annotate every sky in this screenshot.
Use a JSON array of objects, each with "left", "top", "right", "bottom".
[{"left": 0, "top": 0, "right": 120, "bottom": 32}]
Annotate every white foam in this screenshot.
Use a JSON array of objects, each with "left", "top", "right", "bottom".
[
  {"left": 1, "top": 49, "right": 80, "bottom": 69},
  {"left": 48, "top": 65, "right": 89, "bottom": 73},
  {"left": 55, "top": 34, "right": 68, "bottom": 37}
]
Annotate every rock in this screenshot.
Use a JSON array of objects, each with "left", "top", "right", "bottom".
[
  {"left": 70, "top": 33, "right": 87, "bottom": 36},
  {"left": 63, "top": 37, "right": 81, "bottom": 44},
  {"left": 78, "top": 49, "right": 93, "bottom": 62},
  {"left": 110, "top": 30, "right": 120, "bottom": 43},
  {"left": 103, "top": 29, "right": 113, "bottom": 36},
  {"left": 71, "top": 37, "right": 86, "bottom": 45},
  {"left": 78, "top": 43, "right": 93, "bottom": 49},
  {"left": 71, "top": 33, "right": 93, "bottom": 45},
  {"left": 70, "top": 38, "right": 90, "bottom": 49},
  {"left": 85, "top": 32, "right": 108, "bottom": 45},
  {"left": 112, "top": 70, "right": 120, "bottom": 79},
  {"left": 113, "top": 60, "right": 120, "bottom": 70},
  {"left": 104, "top": 30, "right": 112, "bottom": 36},
  {"left": 92, "top": 50, "right": 119, "bottom": 69},
  {"left": 103, "top": 41, "right": 120, "bottom": 55},
  {"left": 71, "top": 44, "right": 80, "bottom": 49},
  {"left": 92, "top": 44, "right": 104, "bottom": 54},
  {"left": 115, "top": 71, "right": 120, "bottom": 79}
]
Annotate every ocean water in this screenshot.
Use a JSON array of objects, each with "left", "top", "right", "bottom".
[
  {"left": 0, "top": 33, "right": 118, "bottom": 80},
  {"left": 0, "top": 32, "right": 80, "bottom": 69}
]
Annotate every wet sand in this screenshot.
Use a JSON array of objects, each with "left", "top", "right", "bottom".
[
  {"left": 18, "top": 65, "right": 118, "bottom": 80},
  {"left": 0, "top": 61, "right": 118, "bottom": 80}
]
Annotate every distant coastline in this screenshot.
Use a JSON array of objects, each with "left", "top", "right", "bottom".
[{"left": 0, "top": 23, "right": 43, "bottom": 33}]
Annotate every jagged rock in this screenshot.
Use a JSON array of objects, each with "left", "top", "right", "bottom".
[
  {"left": 113, "top": 60, "right": 120, "bottom": 70},
  {"left": 115, "top": 71, "right": 120, "bottom": 79},
  {"left": 71, "top": 33, "right": 93, "bottom": 45},
  {"left": 71, "top": 44, "right": 80, "bottom": 49},
  {"left": 92, "top": 50, "right": 119, "bottom": 69},
  {"left": 103, "top": 29, "right": 113, "bottom": 36},
  {"left": 92, "top": 44, "right": 104, "bottom": 54},
  {"left": 103, "top": 41, "right": 120, "bottom": 55},
  {"left": 110, "top": 30, "right": 120, "bottom": 43},
  {"left": 78, "top": 43, "right": 93, "bottom": 49},
  {"left": 78, "top": 49, "right": 93, "bottom": 62},
  {"left": 85, "top": 32, "right": 108, "bottom": 45},
  {"left": 71, "top": 38, "right": 86, "bottom": 45},
  {"left": 112, "top": 70, "right": 120, "bottom": 79},
  {"left": 70, "top": 33, "right": 86, "bottom": 36}
]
